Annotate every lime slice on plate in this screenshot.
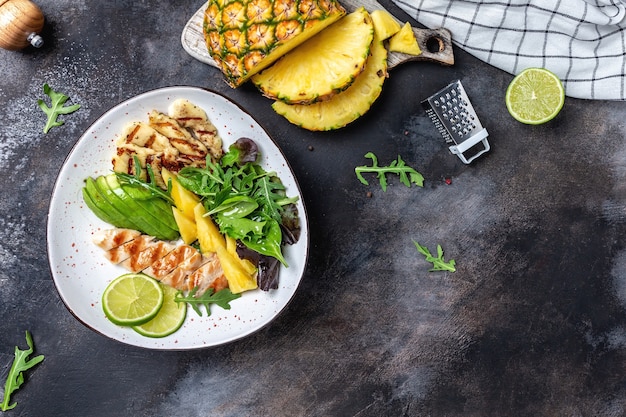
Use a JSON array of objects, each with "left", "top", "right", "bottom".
[
  {"left": 133, "top": 285, "right": 187, "bottom": 338},
  {"left": 102, "top": 273, "right": 164, "bottom": 326},
  {"left": 505, "top": 67, "right": 565, "bottom": 125}
]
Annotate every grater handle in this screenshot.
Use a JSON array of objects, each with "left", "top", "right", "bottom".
[{"left": 448, "top": 128, "right": 490, "bottom": 164}]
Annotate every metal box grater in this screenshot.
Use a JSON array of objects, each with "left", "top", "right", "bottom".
[{"left": 421, "top": 80, "right": 490, "bottom": 164}]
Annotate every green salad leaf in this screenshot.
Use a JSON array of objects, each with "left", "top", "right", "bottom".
[
  {"left": 355, "top": 152, "right": 424, "bottom": 192},
  {"left": 176, "top": 138, "right": 299, "bottom": 266},
  {"left": 37, "top": 84, "right": 81, "bottom": 134},
  {"left": 413, "top": 241, "right": 456, "bottom": 272},
  {"left": 1, "top": 331, "right": 45, "bottom": 411}
]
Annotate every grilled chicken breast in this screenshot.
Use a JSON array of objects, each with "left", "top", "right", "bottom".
[{"left": 93, "top": 228, "right": 229, "bottom": 295}]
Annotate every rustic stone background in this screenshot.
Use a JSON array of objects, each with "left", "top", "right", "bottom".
[{"left": 1, "top": 1, "right": 625, "bottom": 416}]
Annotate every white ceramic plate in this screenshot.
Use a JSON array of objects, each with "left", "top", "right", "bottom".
[{"left": 47, "top": 86, "right": 309, "bottom": 350}]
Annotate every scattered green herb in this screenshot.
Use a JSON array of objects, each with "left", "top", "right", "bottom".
[
  {"left": 174, "top": 287, "right": 241, "bottom": 316},
  {"left": 413, "top": 241, "right": 456, "bottom": 272},
  {"left": 37, "top": 83, "right": 81, "bottom": 133},
  {"left": 355, "top": 152, "right": 424, "bottom": 192},
  {"left": 1, "top": 331, "right": 45, "bottom": 412}
]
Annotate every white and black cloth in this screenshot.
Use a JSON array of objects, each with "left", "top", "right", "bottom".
[{"left": 391, "top": 0, "right": 626, "bottom": 100}]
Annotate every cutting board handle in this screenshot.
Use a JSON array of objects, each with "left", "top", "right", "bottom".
[{"left": 388, "top": 27, "right": 454, "bottom": 69}]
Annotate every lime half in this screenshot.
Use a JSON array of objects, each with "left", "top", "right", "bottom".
[
  {"left": 505, "top": 68, "right": 565, "bottom": 125},
  {"left": 133, "top": 285, "right": 187, "bottom": 338},
  {"left": 102, "top": 273, "right": 164, "bottom": 326}
]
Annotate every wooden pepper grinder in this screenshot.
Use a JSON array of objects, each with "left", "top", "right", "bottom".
[{"left": 0, "top": 0, "right": 44, "bottom": 50}]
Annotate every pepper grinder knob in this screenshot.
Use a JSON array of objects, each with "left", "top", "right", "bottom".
[{"left": 0, "top": 0, "right": 45, "bottom": 51}]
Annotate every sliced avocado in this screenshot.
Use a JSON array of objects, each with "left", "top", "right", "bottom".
[
  {"left": 121, "top": 182, "right": 179, "bottom": 231},
  {"left": 111, "top": 176, "right": 179, "bottom": 236},
  {"left": 82, "top": 187, "right": 117, "bottom": 225},
  {"left": 83, "top": 177, "right": 140, "bottom": 230},
  {"left": 97, "top": 174, "right": 179, "bottom": 241}
]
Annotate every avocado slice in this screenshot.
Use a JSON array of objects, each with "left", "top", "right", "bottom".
[
  {"left": 96, "top": 174, "right": 179, "bottom": 241},
  {"left": 121, "top": 182, "right": 179, "bottom": 232},
  {"left": 108, "top": 175, "right": 179, "bottom": 236},
  {"left": 82, "top": 187, "right": 117, "bottom": 225},
  {"left": 83, "top": 177, "right": 140, "bottom": 230}
]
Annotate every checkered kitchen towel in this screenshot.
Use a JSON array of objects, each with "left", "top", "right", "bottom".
[{"left": 391, "top": 0, "right": 626, "bottom": 100}]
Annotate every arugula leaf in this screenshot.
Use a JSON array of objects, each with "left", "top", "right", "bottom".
[
  {"left": 114, "top": 156, "right": 174, "bottom": 204},
  {"left": 174, "top": 287, "right": 241, "bottom": 316},
  {"left": 1, "top": 331, "right": 45, "bottom": 411},
  {"left": 177, "top": 144, "right": 299, "bottom": 265},
  {"left": 355, "top": 152, "right": 424, "bottom": 192},
  {"left": 413, "top": 241, "right": 456, "bottom": 272},
  {"left": 37, "top": 83, "right": 81, "bottom": 133}
]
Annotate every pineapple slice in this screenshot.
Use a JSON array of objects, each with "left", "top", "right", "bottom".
[
  {"left": 252, "top": 7, "right": 374, "bottom": 104},
  {"left": 203, "top": 0, "right": 346, "bottom": 88},
  {"left": 194, "top": 203, "right": 226, "bottom": 254},
  {"left": 272, "top": 31, "right": 388, "bottom": 131},
  {"left": 216, "top": 246, "right": 258, "bottom": 294},
  {"left": 370, "top": 10, "right": 401, "bottom": 40},
  {"left": 226, "top": 236, "right": 257, "bottom": 275},
  {"left": 172, "top": 207, "right": 197, "bottom": 244},
  {"left": 388, "top": 22, "right": 422, "bottom": 56},
  {"left": 162, "top": 168, "right": 200, "bottom": 219}
]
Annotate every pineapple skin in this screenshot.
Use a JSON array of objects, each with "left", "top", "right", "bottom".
[
  {"left": 203, "top": 0, "right": 346, "bottom": 88},
  {"left": 272, "top": 31, "right": 388, "bottom": 131}
]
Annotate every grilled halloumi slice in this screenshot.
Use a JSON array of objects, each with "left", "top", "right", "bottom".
[
  {"left": 168, "top": 99, "right": 223, "bottom": 161},
  {"left": 110, "top": 100, "right": 224, "bottom": 191},
  {"left": 149, "top": 110, "right": 208, "bottom": 160}
]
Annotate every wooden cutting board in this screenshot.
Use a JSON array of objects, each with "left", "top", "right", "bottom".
[{"left": 181, "top": 0, "right": 454, "bottom": 69}]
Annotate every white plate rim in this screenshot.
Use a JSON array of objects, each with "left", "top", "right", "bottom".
[{"left": 46, "top": 86, "right": 309, "bottom": 350}]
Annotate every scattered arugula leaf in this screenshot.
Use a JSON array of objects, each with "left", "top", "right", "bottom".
[
  {"left": 174, "top": 287, "right": 241, "bottom": 316},
  {"left": 1, "top": 331, "right": 45, "bottom": 412},
  {"left": 413, "top": 241, "right": 456, "bottom": 272},
  {"left": 355, "top": 152, "right": 424, "bottom": 192},
  {"left": 37, "top": 83, "right": 81, "bottom": 134}
]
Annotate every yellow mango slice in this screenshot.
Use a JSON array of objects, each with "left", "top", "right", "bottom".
[
  {"left": 194, "top": 203, "right": 225, "bottom": 254},
  {"left": 162, "top": 168, "right": 200, "bottom": 219},
  {"left": 217, "top": 246, "right": 258, "bottom": 293},
  {"left": 172, "top": 207, "right": 197, "bottom": 244},
  {"left": 388, "top": 22, "right": 422, "bottom": 55},
  {"left": 370, "top": 10, "right": 401, "bottom": 40}
]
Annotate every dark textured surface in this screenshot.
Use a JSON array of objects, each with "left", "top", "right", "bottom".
[{"left": 1, "top": 1, "right": 626, "bottom": 416}]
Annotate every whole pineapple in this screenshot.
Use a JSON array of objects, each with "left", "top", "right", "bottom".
[{"left": 203, "top": 0, "right": 346, "bottom": 88}]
